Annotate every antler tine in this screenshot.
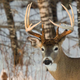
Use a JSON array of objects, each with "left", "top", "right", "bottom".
[
  {"left": 69, "top": 5, "right": 74, "bottom": 26},
  {"left": 27, "top": 2, "right": 32, "bottom": 28},
  {"left": 61, "top": 4, "right": 73, "bottom": 27},
  {"left": 25, "top": 3, "right": 31, "bottom": 29},
  {"left": 25, "top": 2, "right": 41, "bottom": 32},
  {"left": 49, "top": 4, "right": 74, "bottom": 31},
  {"left": 49, "top": 20, "right": 73, "bottom": 30}
]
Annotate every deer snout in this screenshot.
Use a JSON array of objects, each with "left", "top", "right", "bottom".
[{"left": 43, "top": 59, "right": 52, "bottom": 65}]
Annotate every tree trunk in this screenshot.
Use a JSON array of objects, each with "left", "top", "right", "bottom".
[
  {"left": 37, "top": 0, "right": 56, "bottom": 39},
  {"left": 2, "top": 0, "right": 19, "bottom": 65},
  {"left": 50, "top": 0, "right": 57, "bottom": 22},
  {"left": 77, "top": 0, "right": 80, "bottom": 47}
]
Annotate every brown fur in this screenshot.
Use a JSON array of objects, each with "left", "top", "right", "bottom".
[{"left": 49, "top": 47, "right": 80, "bottom": 80}]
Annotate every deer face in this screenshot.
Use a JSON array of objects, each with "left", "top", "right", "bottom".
[
  {"left": 28, "top": 37, "right": 65, "bottom": 64},
  {"left": 41, "top": 44, "right": 59, "bottom": 65},
  {"left": 28, "top": 37, "right": 65, "bottom": 72}
]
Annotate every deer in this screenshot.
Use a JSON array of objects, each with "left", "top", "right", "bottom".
[{"left": 25, "top": 2, "right": 80, "bottom": 80}]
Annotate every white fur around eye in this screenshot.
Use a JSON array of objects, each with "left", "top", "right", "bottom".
[{"left": 53, "top": 45, "right": 58, "bottom": 53}]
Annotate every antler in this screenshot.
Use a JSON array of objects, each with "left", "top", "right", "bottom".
[
  {"left": 49, "top": 4, "right": 74, "bottom": 40},
  {"left": 25, "top": 2, "right": 41, "bottom": 38}
]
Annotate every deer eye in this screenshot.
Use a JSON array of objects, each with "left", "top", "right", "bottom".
[
  {"left": 54, "top": 47, "right": 58, "bottom": 50},
  {"left": 41, "top": 48, "right": 44, "bottom": 51},
  {"left": 41, "top": 46, "right": 45, "bottom": 52},
  {"left": 53, "top": 45, "right": 58, "bottom": 52}
]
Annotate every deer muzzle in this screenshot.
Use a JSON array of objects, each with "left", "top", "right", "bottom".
[{"left": 43, "top": 57, "right": 53, "bottom": 65}]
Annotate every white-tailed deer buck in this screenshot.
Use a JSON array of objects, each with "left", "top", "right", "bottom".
[{"left": 25, "top": 3, "right": 80, "bottom": 80}]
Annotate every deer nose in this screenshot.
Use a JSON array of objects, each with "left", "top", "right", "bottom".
[{"left": 43, "top": 59, "right": 52, "bottom": 65}]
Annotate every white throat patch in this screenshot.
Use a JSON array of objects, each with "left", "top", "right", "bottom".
[{"left": 45, "top": 63, "right": 57, "bottom": 72}]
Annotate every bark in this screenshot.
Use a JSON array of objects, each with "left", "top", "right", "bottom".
[
  {"left": 77, "top": 0, "right": 80, "bottom": 47},
  {"left": 2, "top": 0, "right": 19, "bottom": 65},
  {"left": 50, "top": 0, "right": 57, "bottom": 22},
  {"left": 37, "top": 0, "right": 56, "bottom": 39},
  {"left": 0, "top": 0, "right": 14, "bottom": 3}
]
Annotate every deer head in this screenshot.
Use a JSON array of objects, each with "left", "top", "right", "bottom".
[{"left": 25, "top": 3, "right": 74, "bottom": 71}]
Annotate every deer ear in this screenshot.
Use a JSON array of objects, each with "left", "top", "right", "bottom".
[{"left": 27, "top": 37, "right": 41, "bottom": 48}]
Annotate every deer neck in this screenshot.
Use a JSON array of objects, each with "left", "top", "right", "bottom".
[
  {"left": 38, "top": 0, "right": 56, "bottom": 39},
  {"left": 54, "top": 47, "right": 66, "bottom": 63}
]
